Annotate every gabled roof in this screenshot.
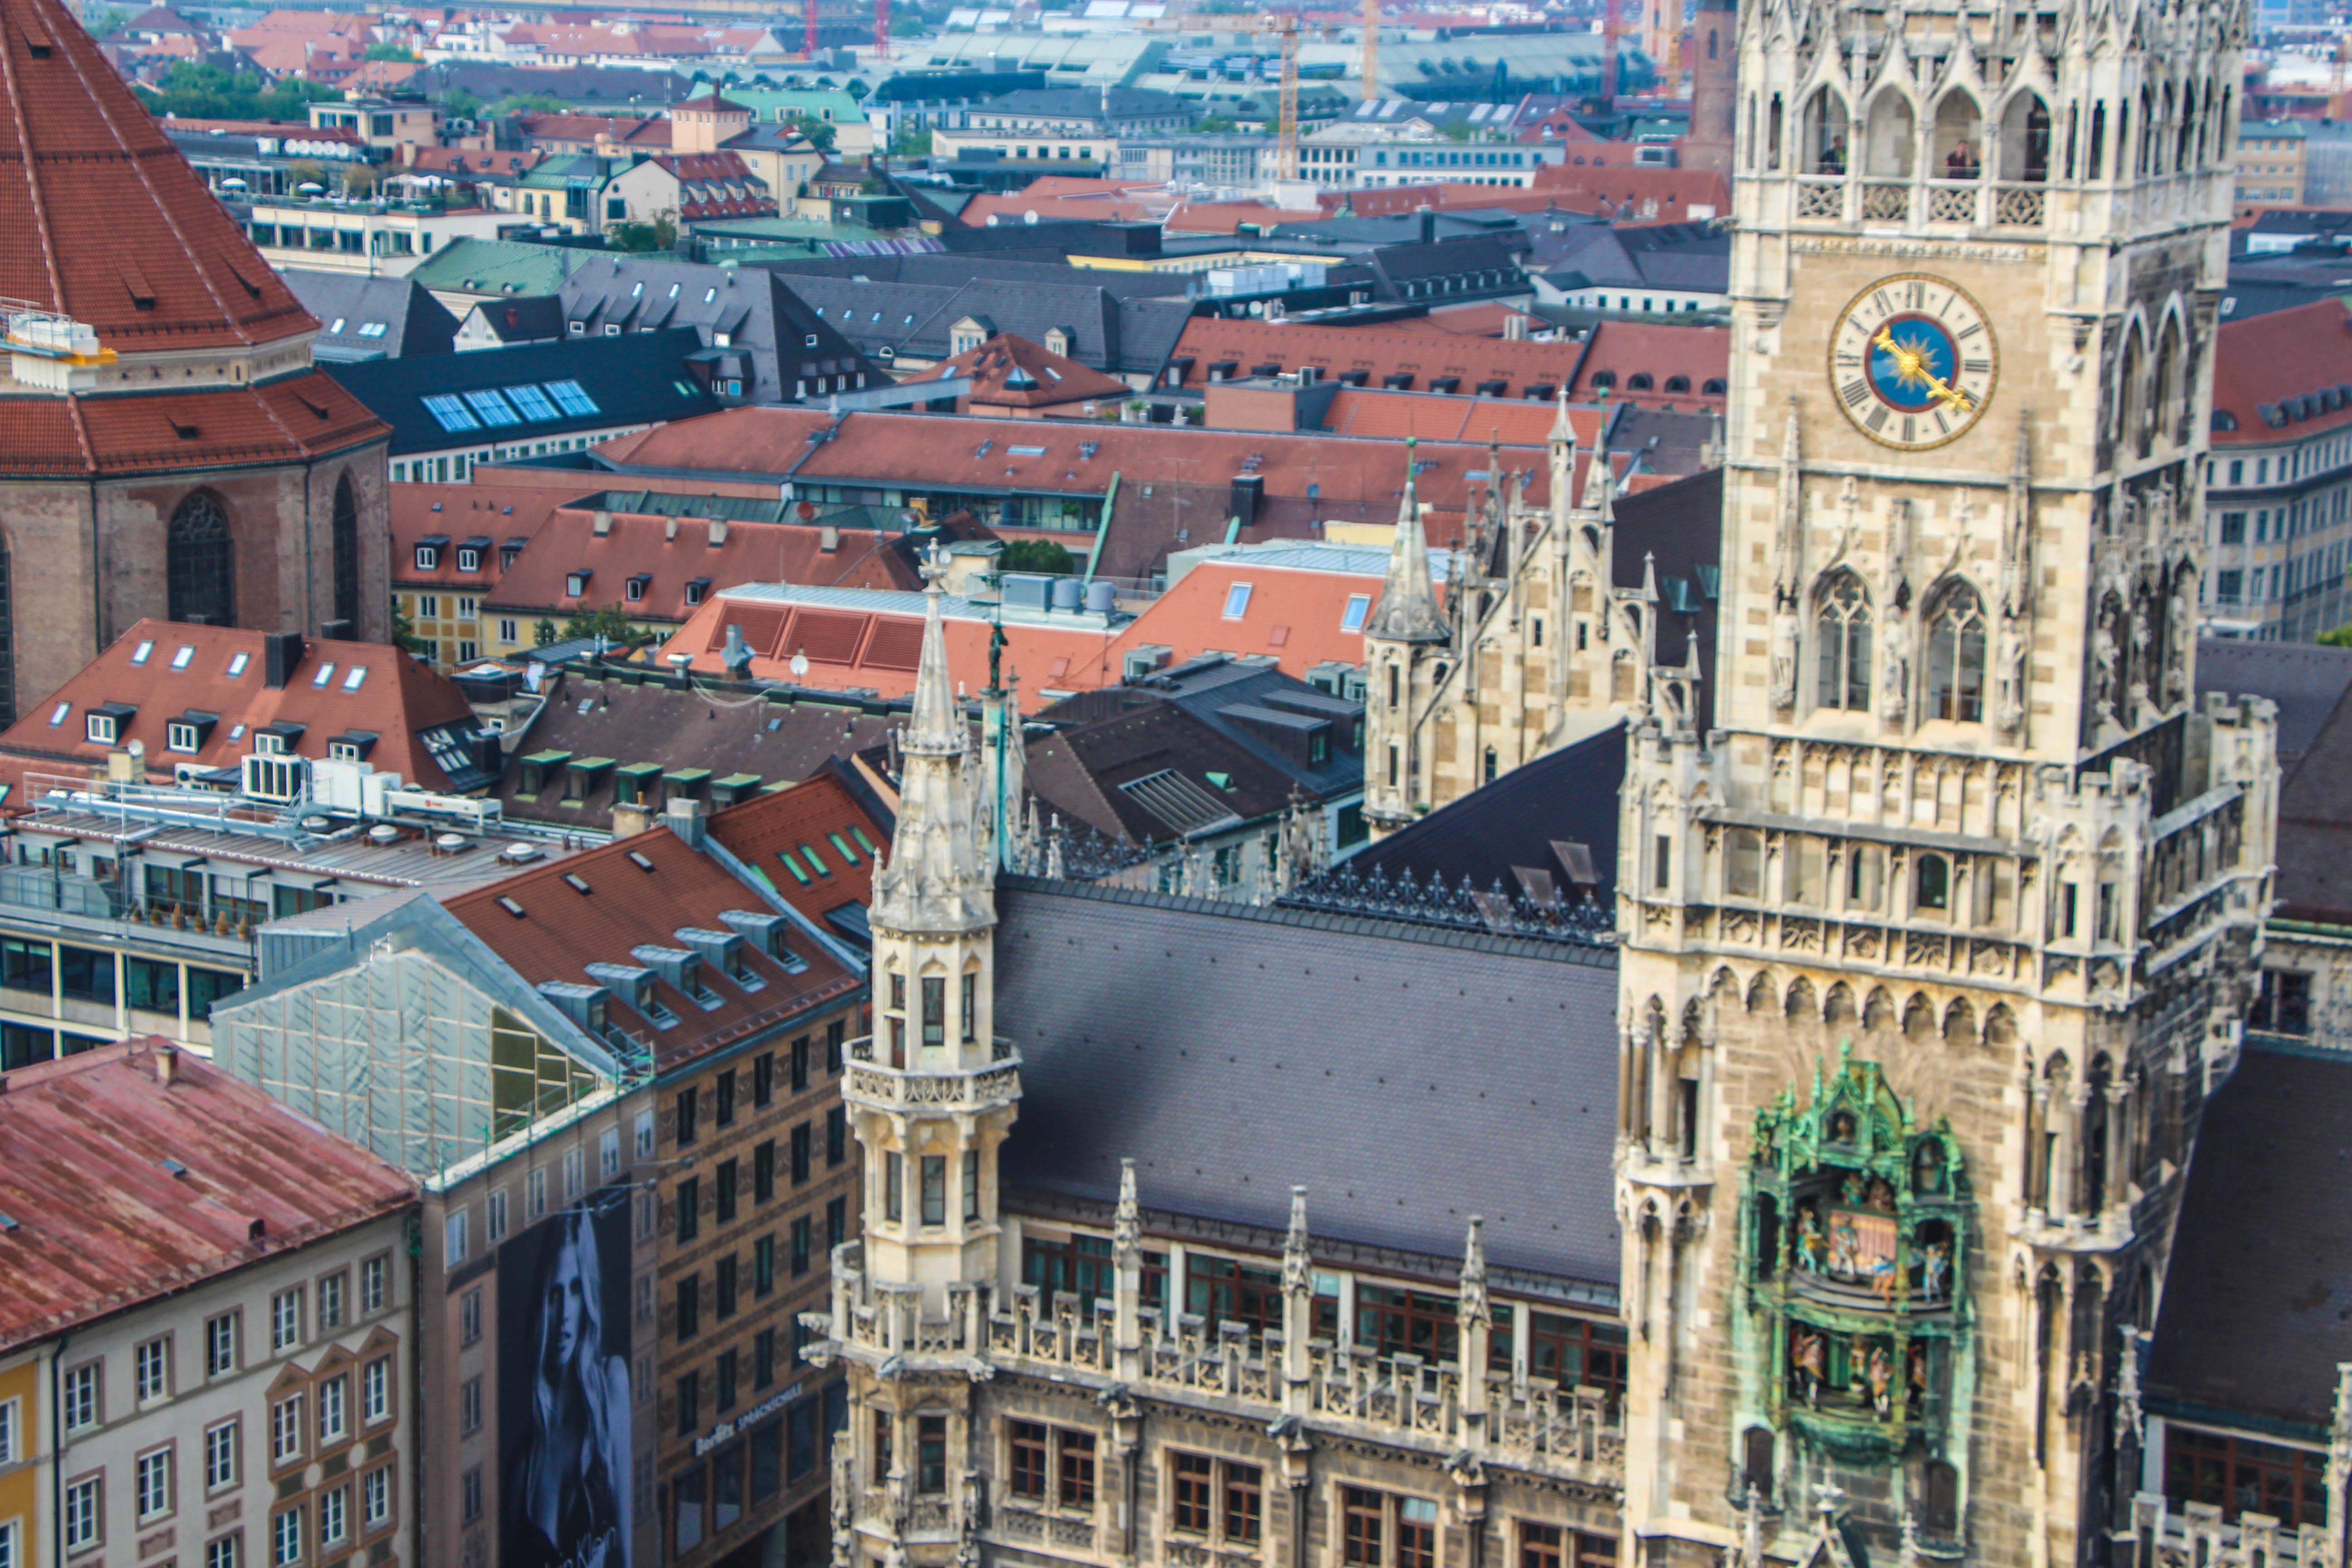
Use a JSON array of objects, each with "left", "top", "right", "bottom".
[
  {"left": 1347, "top": 718, "right": 1624, "bottom": 906},
  {"left": 557, "top": 258, "right": 877, "bottom": 404},
  {"left": 1318, "top": 388, "right": 1599, "bottom": 448},
  {"left": 1563, "top": 318, "right": 1732, "bottom": 409},
  {"left": 1025, "top": 658, "right": 1364, "bottom": 843},
  {"left": 708, "top": 763, "right": 890, "bottom": 931},
  {"left": 2209, "top": 294, "right": 2352, "bottom": 446},
  {"left": 920, "top": 331, "right": 1130, "bottom": 410},
  {"left": 282, "top": 269, "right": 459, "bottom": 362},
  {"left": 484, "top": 505, "right": 907, "bottom": 623},
  {"left": 992, "top": 877, "right": 1621, "bottom": 1290},
  {"left": 0, "top": 1040, "right": 417, "bottom": 1352},
  {"left": 0, "top": 619, "right": 494, "bottom": 791},
  {"left": 406, "top": 236, "right": 603, "bottom": 299},
  {"left": 0, "top": 371, "right": 389, "bottom": 479},
  {"left": 323, "top": 327, "right": 721, "bottom": 454},
  {"left": 443, "top": 821, "right": 860, "bottom": 1075}
]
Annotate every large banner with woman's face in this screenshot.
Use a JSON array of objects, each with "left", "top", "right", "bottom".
[{"left": 500, "top": 1185, "right": 635, "bottom": 1568}]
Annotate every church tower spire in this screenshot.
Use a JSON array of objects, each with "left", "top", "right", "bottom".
[{"left": 1361, "top": 441, "right": 1452, "bottom": 838}]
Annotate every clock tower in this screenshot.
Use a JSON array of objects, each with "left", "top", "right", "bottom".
[{"left": 1612, "top": 0, "right": 2276, "bottom": 1565}]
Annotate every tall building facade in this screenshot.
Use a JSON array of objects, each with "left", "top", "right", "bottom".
[
  {"left": 0, "top": 0, "right": 392, "bottom": 726},
  {"left": 1612, "top": 0, "right": 2275, "bottom": 1565}
]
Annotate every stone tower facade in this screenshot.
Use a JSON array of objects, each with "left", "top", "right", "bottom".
[
  {"left": 1361, "top": 412, "right": 1702, "bottom": 840},
  {"left": 816, "top": 542, "right": 1023, "bottom": 1568},
  {"left": 1685, "top": 0, "right": 1741, "bottom": 175},
  {"left": 1611, "top": 0, "right": 2276, "bottom": 1563}
]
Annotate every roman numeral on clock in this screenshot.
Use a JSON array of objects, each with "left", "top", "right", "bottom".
[
  {"left": 1865, "top": 406, "right": 1890, "bottom": 432},
  {"left": 1901, "top": 416, "right": 1916, "bottom": 444},
  {"left": 1963, "top": 358, "right": 1990, "bottom": 374},
  {"left": 1842, "top": 379, "right": 1871, "bottom": 407}
]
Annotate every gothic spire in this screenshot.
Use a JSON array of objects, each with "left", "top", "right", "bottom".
[
  {"left": 1457, "top": 1215, "right": 1491, "bottom": 1330},
  {"left": 871, "top": 543, "right": 995, "bottom": 934},
  {"left": 1772, "top": 396, "right": 1803, "bottom": 604},
  {"left": 1548, "top": 384, "right": 1580, "bottom": 525},
  {"left": 1281, "top": 1186, "right": 1312, "bottom": 1295},
  {"left": 1584, "top": 400, "right": 1617, "bottom": 516},
  {"left": 1363, "top": 438, "right": 1450, "bottom": 644}
]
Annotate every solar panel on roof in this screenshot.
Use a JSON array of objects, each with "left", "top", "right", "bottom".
[{"left": 1118, "top": 769, "right": 1239, "bottom": 836}]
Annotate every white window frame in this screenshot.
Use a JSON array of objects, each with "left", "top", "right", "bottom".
[
  {"left": 205, "top": 1420, "right": 239, "bottom": 1492},
  {"left": 63, "top": 1476, "right": 100, "bottom": 1553},
  {"left": 270, "top": 1288, "right": 303, "bottom": 1352},
  {"left": 318, "top": 1375, "right": 348, "bottom": 1445},
  {"left": 362, "top": 1358, "right": 390, "bottom": 1426},
  {"left": 135, "top": 1337, "right": 171, "bottom": 1402},
  {"left": 271, "top": 1394, "right": 306, "bottom": 1465},
  {"left": 61, "top": 1363, "right": 98, "bottom": 1431},
  {"left": 136, "top": 1447, "right": 174, "bottom": 1522},
  {"left": 360, "top": 1255, "right": 387, "bottom": 1315}
]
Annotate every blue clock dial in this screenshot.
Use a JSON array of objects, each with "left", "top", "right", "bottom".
[{"left": 1827, "top": 274, "right": 1997, "bottom": 451}]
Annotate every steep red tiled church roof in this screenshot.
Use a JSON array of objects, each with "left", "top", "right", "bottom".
[{"left": 0, "top": 0, "right": 314, "bottom": 352}]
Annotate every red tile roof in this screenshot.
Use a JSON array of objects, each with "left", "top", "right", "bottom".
[
  {"left": 916, "top": 331, "right": 1131, "bottom": 412},
  {"left": 486, "top": 509, "right": 910, "bottom": 623},
  {"left": 1386, "top": 301, "right": 1546, "bottom": 338},
  {"left": 2210, "top": 295, "right": 2352, "bottom": 446},
  {"left": 589, "top": 406, "right": 1548, "bottom": 540},
  {"left": 445, "top": 823, "right": 860, "bottom": 1074},
  {"left": 0, "top": 1039, "right": 416, "bottom": 1352},
  {"left": 707, "top": 767, "right": 886, "bottom": 926},
  {"left": 1321, "top": 388, "right": 1598, "bottom": 450},
  {"left": 0, "top": 0, "right": 319, "bottom": 351},
  {"left": 1173, "top": 316, "right": 1578, "bottom": 400},
  {"left": 0, "top": 619, "right": 484, "bottom": 790},
  {"left": 1562, "top": 318, "right": 1731, "bottom": 411},
  {"left": 0, "top": 370, "right": 388, "bottom": 478}
]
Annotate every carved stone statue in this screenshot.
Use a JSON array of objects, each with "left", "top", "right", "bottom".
[
  {"left": 1880, "top": 608, "right": 1911, "bottom": 725},
  {"left": 1770, "top": 598, "right": 1802, "bottom": 712},
  {"left": 1994, "top": 615, "right": 2028, "bottom": 735},
  {"left": 2093, "top": 615, "right": 2121, "bottom": 729}
]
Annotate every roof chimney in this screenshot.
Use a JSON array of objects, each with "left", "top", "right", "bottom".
[
  {"left": 722, "top": 622, "right": 754, "bottom": 681},
  {"left": 593, "top": 508, "right": 613, "bottom": 536},
  {"left": 665, "top": 515, "right": 679, "bottom": 541},
  {"left": 156, "top": 1044, "right": 177, "bottom": 1085},
  {"left": 263, "top": 630, "right": 304, "bottom": 690},
  {"left": 666, "top": 795, "right": 707, "bottom": 848},
  {"left": 707, "top": 517, "right": 728, "bottom": 547},
  {"left": 1418, "top": 204, "right": 1435, "bottom": 245}
]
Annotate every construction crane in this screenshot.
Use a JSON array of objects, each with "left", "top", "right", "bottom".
[
  {"left": 804, "top": 0, "right": 818, "bottom": 57},
  {"left": 1360, "top": 0, "right": 1378, "bottom": 101},
  {"left": 1262, "top": 13, "right": 1300, "bottom": 180},
  {"left": 876, "top": 0, "right": 890, "bottom": 57}
]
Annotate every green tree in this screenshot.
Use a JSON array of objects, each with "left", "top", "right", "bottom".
[
  {"left": 790, "top": 114, "right": 838, "bottom": 152},
  {"left": 999, "top": 539, "right": 1077, "bottom": 575},
  {"left": 888, "top": 122, "right": 932, "bottom": 158},
  {"left": 362, "top": 40, "right": 417, "bottom": 60},
  {"left": 533, "top": 617, "right": 560, "bottom": 647},
  {"left": 1192, "top": 114, "right": 1238, "bottom": 132},
  {"left": 607, "top": 212, "right": 678, "bottom": 251},
  {"left": 391, "top": 596, "right": 429, "bottom": 655},
  {"left": 2322, "top": 624, "right": 2352, "bottom": 649},
  {"left": 91, "top": 5, "right": 130, "bottom": 36},
  {"left": 847, "top": 78, "right": 870, "bottom": 98},
  {"left": 562, "top": 603, "right": 652, "bottom": 646},
  {"left": 441, "top": 85, "right": 483, "bottom": 121}
]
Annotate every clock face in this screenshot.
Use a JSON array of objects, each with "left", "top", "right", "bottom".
[{"left": 1827, "top": 274, "right": 1998, "bottom": 451}]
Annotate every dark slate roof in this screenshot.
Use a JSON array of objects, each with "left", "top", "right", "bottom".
[
  {"left": 754, "top": 265, "right": 1191, "bottom": 381},
  {"left": 282, "top": 270, "right": 459, "bottom": 362},
  {"left": 1026, "top": 657, "right": 1364, "bottom": 843},
  {"left": 2195, "top": 637, "right": 2352, "bottom": 762},
  {"left": 1529, "top": 219, "right": 1730, "bottom": 294},
  {"left": 496, "top": 667, "right": 901, "bottom": 832},
  {"left": 992, "top": 876, "right": 1623, "bottom": 1292},
  {"left": 1611, "top": 461, "right": 1723, "bottom": 734},
  {"left": 2145, "top": 1044, "right": 2352, "bottom": 1436},
  {"left": 2274, "top": 675, "right": 2352, "bottom": 923},
  {"left": 760, "top": 251, "right": 1197, "bottom": 299},
  {"left": 325, "top": 328, "right": 720, "bottom": 455},
  {"left": 1364, "top": 233, "right": 1531, "bottom": 300},
  {"left": 411, "top": 60, "right": 691, "bottom": 108},
  {"left": 558, "top": 258, "right": 883, "bottom": 405},
  {"left": 459, "top": 294, "right": 565, "bottom": 347},
  {"left": 1610, "top": 406, "right": 1720, "bottom": 481},
  {"left": 1344, "top": 719, "right": 1623, "bottom": 906}
]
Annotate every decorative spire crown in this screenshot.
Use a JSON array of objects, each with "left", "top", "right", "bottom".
[
  {"left": 1362, "top": 438, "right": 1450, "bottom": 645},
  {"left": 871, "top": 542, "right": 995, "bottom": 935}
]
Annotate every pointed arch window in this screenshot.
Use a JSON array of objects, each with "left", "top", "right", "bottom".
[
  {"left": 167, "top": 492, "right": 235, "bottom": 629},
  {"left": 1925, "top": 582, "right": 1987, "bottom": 723},
  {"left": 1815, "top": 570, "right": 1872, "bottom": 711},
  {"left": 332, "top": 475, "right": 361, "bottom": 629}
]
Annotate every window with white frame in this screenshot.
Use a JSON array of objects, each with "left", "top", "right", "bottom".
[
  {"left": 564, "top": 1147, "right": 584, "bottom": 1199},
  {"left": 362, "top": 1357, "right": 390, "bottom": 1425},
  {"left": 318, "top": 1486, "right": 348, "bottom": 1550},
  {"left": 136, "top": 1337, "right": 171, "bottom": 1401},
  {"left": 318, "top": 1375, "right": 348, "bottom": 1445},
  {"left": 363, "top": 1467, "right": 390, "bottom": 1529},
  {"left": 0, "top": 1396, "right": 15, "bottom": 1463},
  {"left": 0, "top": 1519, "right": 19, "bottom": 1568},
  {"left": 62, "top": 1363, "right": 98, "bottom": 1430},
  {"left": 270, "top": 1504, "right": 302, "bottom": 1567},
  {"left": 317, "top": 1273, "right": 345, "bottom": 1332},
  {"left": 271, "top": 1393, "right": 305, "bottom": 1465},
  {"left": 137, "top": 1448, "right": 174, "bottom": 1520},
  {"left": 486, "top": 1188, "right": 508, "bottom": 1244},
  {"left": 205, "top": 1312, "right": 238, "bottom": 1377},
  {"left": 636, "top": 1111, "right": 655, "bottom": 1161},
  {"left": 527, "top": 1167, "right": 547, "bottom": 1220},
  {"left": 360, "top": 1255, "right": 387, "bottom": 1315},
  {"left": 206, "top": 1420, "right": 238, "bottom": 1490},
  {"left": 64, "top": 1476, "right": 101, "bottom": 1553},
  {"left": 444, "top": 1208, "right": 468, "bottom": 1264},
  {"left": 206, "top": 1533, "right": 239, "bottom": 1568},
  {"left": 601, "top": 1128, "right": 621, "bottom": 1180},
  {"left": 270, "top": 1288, "right": 303, "bottom": 1352}
]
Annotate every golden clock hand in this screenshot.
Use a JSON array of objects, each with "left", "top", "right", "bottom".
[{"left": 1872, "top": 327, "right": 1974, "bottom": 412}]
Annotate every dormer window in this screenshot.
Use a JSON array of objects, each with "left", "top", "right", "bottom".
[
  {"left": 86, "top": 706, "right": 130, "bottom": 745},
  {"left": 167, "top": 711, "right": 218, "bottom": 754},
  {"left": 566, "top": 570, "right": 592, "bottom": 598},
  {"left": 416, "top": 545, "right": 439, "bottom": 569},
  {"left": 684, "top": 578, "right": 710, "bottom": 607},
  {"left": 458, "top": 548, "right": 482, "bottom": 573},
  {"left": 625, "top": 574, "right": 652, "bottom": 603}
]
